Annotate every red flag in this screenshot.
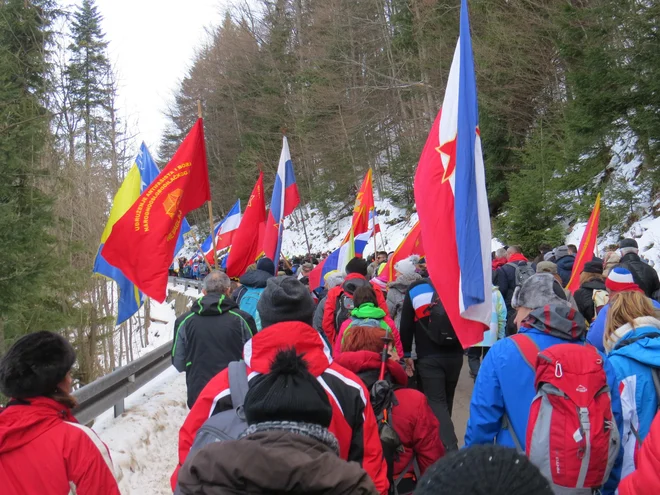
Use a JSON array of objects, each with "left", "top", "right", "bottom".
[
  {"left": 381, "top": 222, "right": 424, "bottom": 282},
  {"left": 342, "top": 169, "right": 375, "bottom": 243},
  {"left": 226, "top": 172, "right": 267, "bottom": 278},
  {"left": 102, "top": 119, "right": 211, "bottom": 302},
  {"left": 567, "top": 194, "right": 601, "bottom": 294}
]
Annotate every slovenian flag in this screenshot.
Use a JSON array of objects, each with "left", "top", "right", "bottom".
[
  {"left": 262, "top": 136, "right": 301, "bottom": 270},
  {"left": 201, "top": 199, "right": 241, "bottom": 263},
  {"left": 413, "top": 0, "right": 491, "bottom": 348}
]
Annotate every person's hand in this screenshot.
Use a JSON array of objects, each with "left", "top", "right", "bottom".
[{"left": 404, "top": 358, "right": 415, "bottom": 377}]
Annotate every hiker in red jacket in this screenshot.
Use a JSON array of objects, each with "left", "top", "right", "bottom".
[
  {"left": 0, "top": 332, "right": 120, "bottom": 495},
  {"left": 335, "top": 325, "right": 444, "bottom": 493},
  {"left": 172, "top": 276, "right": 389, "bottom": 494},
  {"left": 619, "top": 412, "right": 660, "bottom": 495},
  {"left": 323, "top": 257, "right": 390, "bottom": 344}
]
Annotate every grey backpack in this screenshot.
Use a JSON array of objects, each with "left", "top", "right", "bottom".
[{"left": 175, "top": 361, "right": 249, "bottom": 494}]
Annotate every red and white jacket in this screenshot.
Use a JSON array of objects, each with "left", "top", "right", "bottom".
[
  {"left": 0, "top": 397, "right": 120, "bottom": 495},
  {"left": 172, "top": 321, "right": 389, "bottom": 494}
]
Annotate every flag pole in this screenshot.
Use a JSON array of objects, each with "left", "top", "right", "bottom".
[
  {"left": 299, "top": 206, "right": 312, "bottom": 258},
  {"left": 195, "top": 235, "right": 213, "bottom": 272},
  {"left": 198, "top": 99, "right": 219, "bottom": 269}
]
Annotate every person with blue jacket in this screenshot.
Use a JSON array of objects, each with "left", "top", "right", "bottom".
[
  {"left": 465, "top": 273, "right": 624, "bottom": 494},
  {"left": 587, "top": 267, "right": 660, "bottom": 352},
  {"left": 604, "top": 288, "right": 660, "bottom": 481}
]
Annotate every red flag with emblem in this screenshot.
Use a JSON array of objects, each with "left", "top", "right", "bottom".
[
  {"left": 102, "top": 119, "right": 211, "bottom": 302},
  {"left": 343, "top": 169, "right": 376, "bottom": 243},
  {"left": 226, "top": 172, "right": 267, "bottom": 278},
  {"left": 381, "top": 221, "right": 424, "bottom": 282}
]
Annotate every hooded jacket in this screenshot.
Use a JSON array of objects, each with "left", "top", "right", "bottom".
[
  {"left": 606, "top": 317, "right": 660, "bottom": 480},
  {"left": 334, "top": 303, "right": 403, "bottom": 358},
  {"left": 335, "top": 351, "right": 444, "bottom": 477},
  {"left": 322, "top": 273, "right": 390, "bottom": 344},
  {"left": 619, "top": 411, "right": 660, "bottom": 495},
  {"left": 574, "top": 278, "right": 607, "bottom": 323},
  {"left": 386, "top": 273, "right": 421, "bottom": 328},
  {"left": 465, "top": 304, "right": 624, "bottom": 494},
  {"left": 172, "top": 293, "right": 257, "bottom": 408},
  {"left": 178, "top": 425, "right": 378, "bottom": 494},
  {"left": 172, "top": 321, "right": 389, "bottom": 494},
  {"left": 555, "top": 254, "right": 576, "bottom": 287},
  {"left": 232, "top": 269, "right": 273, "bottom": 304},
  {"left": 619, "top": 252, "right": 660, "bottom": 299},
  {"left": 0, "top": 397, "right": 119, "bottom": 495}
]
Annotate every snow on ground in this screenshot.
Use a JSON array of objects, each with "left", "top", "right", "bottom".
[{"left": 94, "top": 367, "right": 187, "bottom": 495}]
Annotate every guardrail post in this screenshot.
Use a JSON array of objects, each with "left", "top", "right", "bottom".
[{"left": 114, "top": 399, "right": 125, "bottom": 417}]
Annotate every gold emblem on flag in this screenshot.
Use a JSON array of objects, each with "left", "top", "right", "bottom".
[{"left": 163, "top": 189, "right": 183, "bottom": 219}]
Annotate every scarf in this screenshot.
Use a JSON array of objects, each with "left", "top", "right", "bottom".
[{"left": 240, "top": 421, "right": 340, "bottom": 455}]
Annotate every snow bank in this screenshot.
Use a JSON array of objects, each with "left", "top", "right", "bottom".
[{"left": 94, "top": 368, "right": 186, "bottom": 495}]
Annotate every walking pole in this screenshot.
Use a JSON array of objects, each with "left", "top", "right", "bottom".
[{"left": 198, "top": 99, "right": 219, "bottom": 269}]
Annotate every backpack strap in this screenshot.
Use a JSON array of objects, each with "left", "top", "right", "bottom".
[
  {"left": 509, "top": 334, "right": 541, "bottom": 371},
  {"left": 228, "top": 361, "right": 249, "bottom": 416},
  {"left": 502, "top": 334, "right": 540, "bottom": 453}
]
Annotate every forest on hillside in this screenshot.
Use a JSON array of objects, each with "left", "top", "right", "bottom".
[
  {"left": 163, "top": 0, "right": 660, "bottom": 253},
  {"left": 1, "top": 0, "right": 658, "bottom": 383}
]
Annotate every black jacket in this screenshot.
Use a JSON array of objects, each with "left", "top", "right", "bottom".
[
  {"left": 619, "top": 252, "right": 660, "bottom": 299},
  {"left": 494, "top": 261, "right": 532, "bottom": 312},
  {"left": 172, "top": 293, "right": 257, "bottom": 407},
  {"left": 574, "top": 278, "right": 606, "bottom": 323},
  {"left": 232, "top": 269, "right": 273, "bottom": 304},
  {"left": 399, "top": 279, "right": 463, "bottom": 359}
]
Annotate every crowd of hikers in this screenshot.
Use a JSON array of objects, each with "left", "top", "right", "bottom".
[{"left": 2, "top": 236, "right": 660, "bottom": 494}]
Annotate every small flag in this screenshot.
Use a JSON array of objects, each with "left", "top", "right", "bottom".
[
  {"left": 413, "top": 0, "right": 492, "bottom": 348},
  {"left": 381, "top": 221, "right": 424, "bottom": 282},
  {"left": 567, "top": 194, "right": 601, "bottom": 294},
  {"left": 262, "top": 137, "right": 301, "bottom": 269},
  {"left": 102, "top": 120, "right": 211, "bottom": 302},
  {"left": 226, "top": 172, "right": 267, "bottom": 278},
  {"left": 343, "top": 169, "right": 376, "bottom": 243},
  {"left": 201, "top": 199, "right": 241, "bottom": 263}
]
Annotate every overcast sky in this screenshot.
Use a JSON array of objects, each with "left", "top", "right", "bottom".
[{"left": 91, "top": 0, "right": 230, "bottom": 158}]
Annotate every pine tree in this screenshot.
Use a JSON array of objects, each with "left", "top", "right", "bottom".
[
  {"left": 67, "top": 0, "right": 111, "bottom": 169},
  {"left": 0, "top": 0, "right": 65, "bottom": 350}
]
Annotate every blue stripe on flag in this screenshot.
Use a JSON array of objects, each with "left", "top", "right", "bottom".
[{"left": 454, "top": 0, "right": 485, "bottom": 308}]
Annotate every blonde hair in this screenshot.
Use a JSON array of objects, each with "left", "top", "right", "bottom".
[
  {"left": 580, "top": 271, "right": 604, "bottom": 286},
  {"left": 604, "top": 292, "right": 659, "bottom": 350}
]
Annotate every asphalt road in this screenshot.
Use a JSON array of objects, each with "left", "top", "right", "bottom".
[{"left": 453, "top": 356, "right": 474, "bottom": 447}]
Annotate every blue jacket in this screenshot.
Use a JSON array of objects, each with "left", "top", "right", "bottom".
[
  {"left": 587, "top": 299, "right": 660, "bottom": 352},
  {"left": 465, "top": 305, "right": 624, "bottom": 494},
  {"left": 607, "top": 318, "right": 660, "bottom": 480},
  {"left": 556, "top": 254, "right": 575, "bottom": 286}
]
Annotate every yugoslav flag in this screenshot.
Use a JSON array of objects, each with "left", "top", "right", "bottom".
[
  {"left": 201, "top": 199, "right": 241, "bottom": 263},
  {"left": 262, "top": 137, "right": 301, "bottom": 269},
  {"left": 413, "top": 0, "right": 492, "bottom": 348},
  {"left": 93, "top": 143, "right": 191, "bottom": 324},
  {"left": 309, "top": 229, "right": 373, "bottom": 291}
]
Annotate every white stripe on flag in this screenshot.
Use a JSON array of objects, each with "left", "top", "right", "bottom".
[{"left": 412, "top": 292, "right": 434, "bottom": 310}]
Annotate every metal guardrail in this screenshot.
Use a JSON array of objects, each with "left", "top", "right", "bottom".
[
  {"left": 70, "top": 279, "right": 202, "bottom": 425},
  {"left": 169, "top": 276, "right": 203, "bottom": 294},
  {"left": 72, "top": 340, "right": 174, "bottom": 425}
]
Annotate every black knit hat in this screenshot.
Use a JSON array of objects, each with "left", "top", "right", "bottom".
[
  {"left": 583, "top": 260, "right": 603, "bottom": 274},
  {"left": 0, "top": 331, "right": 76, "bottom": 399},
  {"left": 415, "top": 445, "right": 553, "bottom": 495},
  {"left": 244, "top": 348, "right": 332, "bottom": 427},
  {"left": 619, "top": 238, "right": 638, "bottom": 249},
  {"left": 257, "top": 276, "right": 316, "bottom": 328},
  {"left": 345, "top": 257, "right": 369, "bottom": 276},
  {"left": 256, "top": 257, "right": 275, "bottom": 275}
]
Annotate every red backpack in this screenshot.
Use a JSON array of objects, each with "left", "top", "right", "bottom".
[{"left": 508, "top": 335, "right": 620, "bottom": 493}]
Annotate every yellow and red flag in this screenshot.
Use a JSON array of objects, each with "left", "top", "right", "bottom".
[
  {"left": 343, "top": 168, "right": 376, "bottom": 243},
  {"left": 102, "top": 119, "right": 211, "bottom": 302},
  {"left": 567, "top": 193, "right": 602, "bottom": 294},
  {"left": 381, "top": 221, "right": 424, "bottom": 282}
]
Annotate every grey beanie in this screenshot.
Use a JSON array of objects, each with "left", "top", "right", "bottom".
[
  {"left": 257, "top": 276, "right": 316, "bottom": 328},
  {"left": 543, "top": 251, "right": 555, "bottom": 262},
  {"left": 554, "top": 245, "right": 570, "bottom": 260},
  {"left": 536, "top": 261, "right": 558, "bottom": 275},
  {"left": 512, "top": 273, "right": 570, "bottom": 310}
]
